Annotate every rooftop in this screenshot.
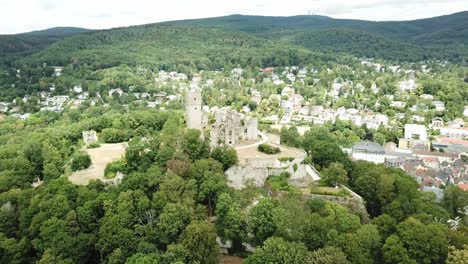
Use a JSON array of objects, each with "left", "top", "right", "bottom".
[{"left": 352, "top": 141, "right": 385, "bottom": 154}]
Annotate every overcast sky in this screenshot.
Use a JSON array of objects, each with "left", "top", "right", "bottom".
[{"left": 1, "top": 0, "right": 467, "bottom": 34}]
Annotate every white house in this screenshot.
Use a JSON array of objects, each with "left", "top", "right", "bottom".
[
  {"left": 73, "top": 86, "right": 83, "bottom": 93},
  {"left": 352, "top": 141, "right": 386, "bottom": 164},
  {"left": 399, "top": 79, "right": 416, "bottom": 92},
  {"left": 420, "top": 94, "right": 434, "bottom": 100},
  {"left": 391, "top": 101, "right": 406, "bottom": 108},
  {"left": 432, "top": 101, "right": 446, "bottom": 112},
  {"left": 281, "top": 86, "right": 294, "bottom": 97},
  {"left": 439, "top": 127, "right": 468, "bottom": 140},
  {"left": 109, "top": 88, "right": 124, "bottom": 97},
  {"left": 404, "top": 124, "right": 428, "bottom": 141}
]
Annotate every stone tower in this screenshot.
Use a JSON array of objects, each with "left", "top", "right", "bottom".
[{"left": 186, "top": 89, "right": 202, "bottom": 130}]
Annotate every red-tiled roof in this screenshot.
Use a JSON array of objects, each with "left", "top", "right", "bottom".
[
  {"left": 438, "top": 138, "right": 468, "bottom": 146},
  {"left": 414, "top": 150, "right": 458, "bottom": 158},
  {"left": 457, "top": 183, "right": 468, "bottom": 191},
  {"left": 423, "top": 157, "right": 438, "bottom": 163}
]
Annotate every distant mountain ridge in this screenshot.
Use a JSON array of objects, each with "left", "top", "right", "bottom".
[
  {"left": 0, "top": 27, "right": 92, "bottom": 55},
  {"left": 166, "top": 12, "right": 468, "bottom": 62},
  {"left": 168, "top": 12, "right": 468, "bottom": 43},
  {"left": 0, "top": 12, "right": 467, "bottom": 65}
]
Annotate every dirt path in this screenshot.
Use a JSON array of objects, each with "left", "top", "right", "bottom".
[
  {"left": 235, "top": 132, "right": 268, "bottom": 150},
  {"left": 69, "top": 143, "right": 126, "bottom": 185}
]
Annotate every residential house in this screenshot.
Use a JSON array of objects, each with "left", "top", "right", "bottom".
[
  {"left": 77, "top": 92, "right": 89, "bottom": 100},
  {"left": 399, "top": 74, "right": 416, "bottom": 92},
  {"left": 440, "top": 127, "right": 468, "bottom": 139},
  {"left": 154, "top": 92, "right": 167, "bottom": 104},
  {"left": 51, "top": 96, "right": 69, "bottom": 106},
  {"left": 351, "top": 141, "right": 386, "bottom": 164},
  {"left": 281, "top": 86, "right": 294, "bottom": 97},
  {"left": 371, "top": 83, "right": 379, "bottom": 94},
  {"left": 298, "top": 107, "right": 310, "bottom": 116},
  {"left": 412, "top": 115, "right": 425, "bottom": 123},
  {"left": 109, "top": 88, "right": 124, "bottom": 97},
  {"left": 53, "top": 67, "right": 62, "bottom": 76},
  {"left": 419, "top": 94, "right": 434, "bottom": 100},
  {"left": 404, "top": 124, "right": 428, "bottom": 141},
  {"left": 431, "top": 117, "right": 444, "bottom": 128},
  {"left": 433, "top": 101, "right": 446, "bottom": 112},
  {"left": 260, "top": 67, "right": 275, "bottom": 74},
  {"left": 250, "top": 88, "right": 262, "bottom": 104},
  {"left": 391, "top": 101, "right": 406, "bottom": 108},
  {"left": 263, "top": 115, "right": 278, "bottom": 124},
  {"left": 413, "top": 150, "right": 458, "bottom": 163},
  {"left": 280, "top": 115, "right": 292, "bottom": 125},
  {"left": 423, "top": 157, "right": 440, "bottom": 169},
  {"left": 73, "top": 86, "right": 83, "bottom": 93}
]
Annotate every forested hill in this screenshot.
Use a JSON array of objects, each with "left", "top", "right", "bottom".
[
  {"left": 0, "top": 27, "right": 92, "bottom": 61},
  {"left": 15, "top": 24, "right": 337, "bottom": 69},
  {"left": 1, "top": 12, "right": 467, "bottom": 66},
  {"left": 167, "top": 12, "right": 468, "bottom": 62},
  {"left": 169, "top": 12, "right": 468, "bottom": 42}
]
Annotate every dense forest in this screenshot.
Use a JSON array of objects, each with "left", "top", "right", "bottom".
[
  {"left": 0, "top": 104, "right": 467, "bottom": 263},
  {"left": 171, "top": 12, "right": 468, "bottom": 63}
]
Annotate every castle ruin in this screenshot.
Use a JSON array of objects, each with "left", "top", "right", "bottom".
[
  {"left": 185, "top": 88, "right": 203, "bottom": 130},
  {"left": 83, "top": 130, "right": 98, "bottom": 146},
  {"left": 210, "top": 108, "right": 258, "bottom": 147},
  {"left": 185, "top": 88, "right": 259, "bottom": 147}
]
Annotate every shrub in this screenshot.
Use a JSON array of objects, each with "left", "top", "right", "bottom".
[
  {"left": 258, "top": 144, "right": 280, "bottom": 154},
  {"left": 71, "top": 151, "right": 91, "bottom": 171},
  {"left": 266, "top": 172, "right": 291, "bottom": 191},
  {"left": 86, "top": 142, "right": 101, "bottom": 149},
  {"left": 278, "top": 157, "right": 294, "bottom": 162},
  {"left": 100, "top": 128, "right": 127, "bottom": 143},
  {"left": 104, "top": 159, "right": 127, "bottom": 178}
]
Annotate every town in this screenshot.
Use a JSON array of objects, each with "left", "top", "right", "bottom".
[{"left": 1, "top": 59, "right": 466, "bottom": 198}]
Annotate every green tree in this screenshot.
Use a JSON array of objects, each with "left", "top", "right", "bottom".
[
  {"left": 71, "top": 151, "right": 91, "bottom": 171},
  {"left": 156, "top": 203, "right": 192, "bottom": 245},
  {"left": 179, "top": 221, "right": 219, "bottom": 264},
  {"left": 305, "top": 246, "right": 350, "bottom": 264},
  {"left": 303, "top": 213, "right": 329, "bottom": 251},
  {"left": 210, "top": 146, "right": 238, "bottom": 171},
  {"left": 125, "top": 253, "right": 160, "bottom": 264},
  {"left": 446, "top": 245, "right": 468, "bottom": 264},
  {"left": 321, "top": 162, "right": 348, "bottom": 187},
  {"left": 382, "top": 217, "right": 448, "bottom": 264},
  {"left": 443, "top": 185, "right": 468, "bottom": 217},
  {"left": 245, "top": 237, "right": 308, "bottom": 264},
  {"left": 215, "top": 193, "right": 246, "bottom": 251},
  {"left": 183, "top": 129, "right": 210, "bottom": 161},
  {"left": 248, "top": 198, "right": 278, "bottom": 245}
]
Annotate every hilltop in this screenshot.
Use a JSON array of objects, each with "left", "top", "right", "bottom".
[
  {"left": 15, "top": 24, "right": 334, "bottom": 69},
  {"left": 0, "top": 27, "right": 91, "bottom": 54},
  {"left": 168, "top": 12, "right": 468, "bottom": 62},
  {"left": 0, "top": 12, "right": 467, "bottom": 68}
]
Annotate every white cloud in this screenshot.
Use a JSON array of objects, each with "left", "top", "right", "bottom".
[{"left": 0, "top": 0, "right": 466, "bottom": 34}]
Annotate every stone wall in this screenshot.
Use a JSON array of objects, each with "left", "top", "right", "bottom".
[
  {"left": 226, "top": 158, "right": 320, "bottom": 190},
  {"left": 83, "top": 130, "right": 98, "bottom": 145}
]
